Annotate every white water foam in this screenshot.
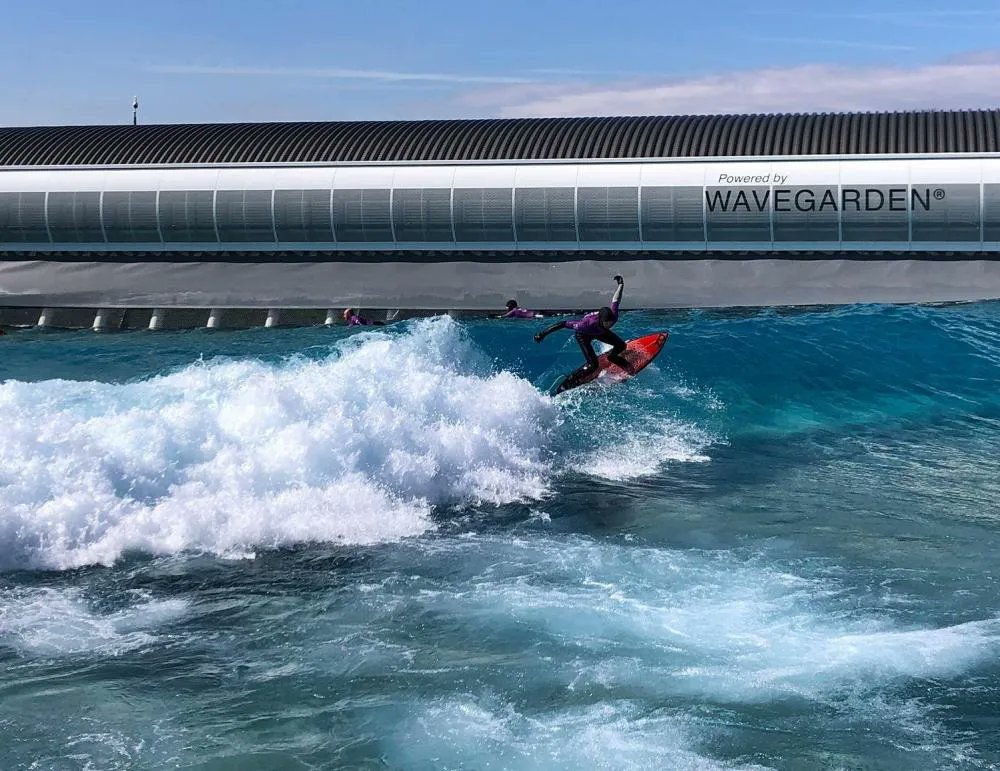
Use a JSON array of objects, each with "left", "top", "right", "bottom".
[
  {"left": 580, "top": 420, "right": 713, "bottom": 481},
  {"left": 0, "top": 588, "right": 188, "bottom": 656},
  {"left": 557, "top": 381, "right": 717, "bottom": 481},
  {"left": 389, "top": 695, "right": 762, "bottom": 770},
  {"left": 0, "top": 317, "right": 556, "bottom": 570},
  {"left": 415, "top": 536, "right": 1000, "bottom": 709}
]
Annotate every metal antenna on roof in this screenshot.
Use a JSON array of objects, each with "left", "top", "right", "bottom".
[{"left": 132, "top": 96, "right": 139, "bottom": 126}]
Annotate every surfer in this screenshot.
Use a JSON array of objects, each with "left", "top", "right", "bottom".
[
  {"left": 500, "top": 300, "right": 543, "bottom": 319},
  {"left": 342, "top": 308, "right": 385, "bottom": 327},
  {"left": 534, "top": 275, "right": 629, "bottom": 373}
]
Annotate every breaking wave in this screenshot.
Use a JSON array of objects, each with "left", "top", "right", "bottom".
[{"left": 0, "top": 318, "right": 559, "bottom": 570}]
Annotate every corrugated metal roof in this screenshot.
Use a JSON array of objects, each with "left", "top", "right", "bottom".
[{"left": 2, "top": 110, "right": 999, "bottom": 166}]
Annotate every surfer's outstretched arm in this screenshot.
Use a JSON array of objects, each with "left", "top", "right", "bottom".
[{"left": 534, "top": 320, "right": 566, "bottom": 343}]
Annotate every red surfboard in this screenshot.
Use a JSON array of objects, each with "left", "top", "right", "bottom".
[{"left": 552, "top": 331, "right": 669, "bottom": 395}]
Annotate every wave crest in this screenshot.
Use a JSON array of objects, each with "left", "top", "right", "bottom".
[{"left": 0, "top": 317, "right": 556, "bottom": 570}]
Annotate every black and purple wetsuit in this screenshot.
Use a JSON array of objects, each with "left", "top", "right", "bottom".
[
  {"left": 347, "top": 314, "right": 385, "bottom": 327},
  {"left": 534, "top": 278, "right": 628, "bottom": 372},
  {"left": 564, "top": 297, "right": 620, "bottom": 337},
  {"left": 502, "top": 307, "right": 541, "bottom": 319}
]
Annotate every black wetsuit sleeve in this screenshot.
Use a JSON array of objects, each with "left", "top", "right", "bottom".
[{"left": 536, "top": 320, "right": 567, "bottom": 341}]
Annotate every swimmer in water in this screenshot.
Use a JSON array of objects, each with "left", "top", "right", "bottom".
[
  {"left": 534, "top": 275, "right": 628, "bottom": 373},
  {"left": 342, "top": 308, "right": 386, "bottom": 327},
  {"left": 499, "top": 300, "right": 543, "bottom": 319}
]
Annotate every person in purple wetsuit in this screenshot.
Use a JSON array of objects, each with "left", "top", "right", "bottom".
[
  {"left": 534, "top": 276, "right": 629, "bottom": 373},
  {"left": 342, "top": 308, "right": 385, "bottom": 327},
  {"left": 500, "top": 300, "right": 543, "bottom": 319}
]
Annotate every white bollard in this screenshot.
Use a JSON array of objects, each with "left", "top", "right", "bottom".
[
  {"left": 36, "top": 308, "right": 53, "bottom": 328},
  {"left": 207, "top": 309, "right": 222, "bottom": 329},
  {"left": 148, "top": 308, "right": 165, "bottom": 331},
  {"left": 92, "top": 309, "right": 111, "bottom": 331},
  {"left": 265, "top": 309, "right": 280, "bottom": 328},
  {"left": 324, "top": 309, "right": 337, "bottom": 326}
]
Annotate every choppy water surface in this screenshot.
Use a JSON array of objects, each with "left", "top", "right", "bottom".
[{"left": 1, "top": 304, "right": 999, "bottom": 769}]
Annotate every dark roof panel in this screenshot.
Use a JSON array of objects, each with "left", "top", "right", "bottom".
[{"left": 1, "top": 110, "right": 999, "bottom": 167}]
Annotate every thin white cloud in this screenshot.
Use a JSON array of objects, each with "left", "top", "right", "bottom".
[
  {"left": 758, "top": 9, "right": 1000, "bottom": 21},
  {"left": 526, "top": 67, "right": 653, "bottom": 78},
  {"left": 833, "top": 10, "right": 1000, "bottom": 19},
  {"left": 151, "top": 64, "right": 533, "bottom": 86},
  {"left": 806, "top": 9, "right": 1000, "bottom": 31},
  {"left": 753, "top": 37, "right": 916, "bottom": 52},
  {"left": 473, "top": 55, "right": 1000, "bottom": 117}
]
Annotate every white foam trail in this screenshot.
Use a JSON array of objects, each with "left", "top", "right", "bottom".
[
  {"left": 0, "top": 317, "right": 556, "bottom": 570},
  {"left": 0, "top": 588, "right": 188, "bottom": 656},
  {"left": 580, "top": 420, "right": 713, "bottom": 481},
  {"left": 671, "top": 616, "right": 1000, "bottom": 704},
  {"left": 417, "top": 536, "right": 1000, "bottom": 708},
  {"left": 557, "top": 380, "right": 717, "bottom": 481},
  {"left": 390, "top": 695, "right": 759, "bottom": 770}
]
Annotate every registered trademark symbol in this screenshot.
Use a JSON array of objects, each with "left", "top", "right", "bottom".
[{"left": 934, "top": 189, "right": 946, "bottom": 200}]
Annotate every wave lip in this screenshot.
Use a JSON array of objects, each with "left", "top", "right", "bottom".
[{"left": 0, "top": 317, "right": 556, "bottom": 571}]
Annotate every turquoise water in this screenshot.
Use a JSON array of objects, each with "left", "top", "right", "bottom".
[{"left": 1, "top": 304, "right": 999, "bottom": 769}]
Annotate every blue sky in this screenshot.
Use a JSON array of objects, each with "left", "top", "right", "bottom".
[{"left": 4, "top": 0, "right": 1000, "bottom": 125}]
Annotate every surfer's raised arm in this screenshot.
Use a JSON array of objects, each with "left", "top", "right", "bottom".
[{"left": 611, "top": 275, "right": 624, "bottom": 314}]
